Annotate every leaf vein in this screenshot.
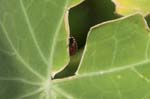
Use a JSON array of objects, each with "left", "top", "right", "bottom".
[
  {"left": 0, "top": 77, "right": 42, "bottom": 86},
  {"left": 48, "top": 0, "right": 69, "bottom": 75},
  {"left": 13, "top": 88, "right": 44, "bottom": 99},
  {"left": 19, "top": 0, "right": 48, "bottom": 66},
  {"left": 131, "top": 67, "right": 150, "bottom": 83},
  {"left": 78, "top": 60, "right": 149, "bottom": 78},
  {"left": 0, "top": 22, "right": 45, "bottom": 81},
  {"left": 53, "top": 86, "right": 74, "bottom": 99}
]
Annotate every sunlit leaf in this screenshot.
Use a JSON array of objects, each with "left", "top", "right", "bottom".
[{"left": 113, "top": 0, "right": 150, "bottom": 15}]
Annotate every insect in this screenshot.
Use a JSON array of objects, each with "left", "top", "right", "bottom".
[{"left": 69, "top": 37, "right": 78, "bottom": 56}]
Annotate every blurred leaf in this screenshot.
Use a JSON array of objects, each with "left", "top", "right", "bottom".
[
  {"left": 113, "top": 0, "right": 150, "bottom": 15},
  {"left": 87, "top": 0, "right": 120, "bottom": 25}
]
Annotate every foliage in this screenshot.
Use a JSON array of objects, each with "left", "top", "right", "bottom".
[{"left": 0, "top": 0, "right": 150, "bottom": 98}]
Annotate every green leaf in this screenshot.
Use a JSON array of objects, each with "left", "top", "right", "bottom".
[
  {"left": 54, "top": 14, "right": 150, "bottom": 99},
  {"left": 113, "top": 0, "right": 150, "bottom": 15},
  {"left": 0, "top": 0, "right": 81, "bottom": 98},
  {"left": 1, "top": 0, "right": 150, "bottom": 99}
]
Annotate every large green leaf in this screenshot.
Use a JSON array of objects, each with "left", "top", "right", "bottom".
[
  {"left": 0, "top": 0, "right": 82, "bottom": 98},
  {"left": 113, "top": 0, "right": 150, "bottom": 15},
  {"left": 1, "top": 0, "right": 150, "bottom": 99},
  {"left": 54, "top": 14, "right": 150, "bottom": 99}
]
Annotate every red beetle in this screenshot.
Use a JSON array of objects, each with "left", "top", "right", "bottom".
[{"left": 69, "top": 37, "right": 78, "bottom": 56}]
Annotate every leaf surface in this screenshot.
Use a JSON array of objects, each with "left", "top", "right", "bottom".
[
  {"left": 0, "top": 0, "right": 82, "bottom": 98},
  {"left": 1, "top": 0, "right": 150, "bottom": 99},
  {"left": 54, "top": 14, "right": 150, "bottom": 99}
]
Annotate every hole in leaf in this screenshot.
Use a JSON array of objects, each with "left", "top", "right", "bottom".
[
  {"left": 145, "top": 14, "right": 150, "bottom": 28},
  {"left": 53, "top": 0, "right": 121, "bottom": 80}
]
